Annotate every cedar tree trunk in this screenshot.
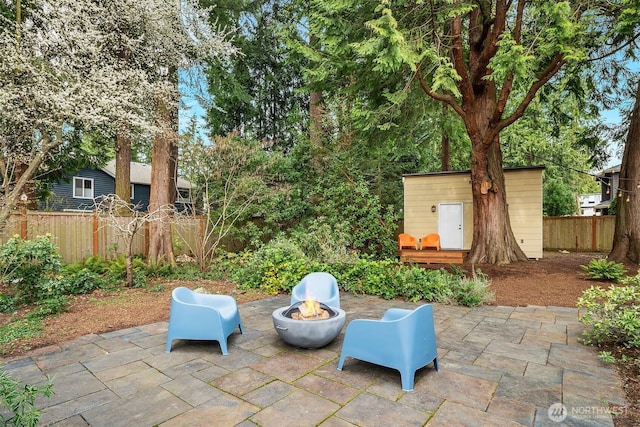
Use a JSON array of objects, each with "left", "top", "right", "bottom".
[
  {"left": 441, "top": 132, "right": 450, "bottom": 172},
  {"left": 115, "top": 129, "right": 131, "bottom": 205},
  {"left": 462, "top": 74, "right": 528, "bottom": 264},
  {"left": 148, "top": 94, "right": 177, "bottom": 267},
  {"left": 609, "top": 80, "right": 640, "bottom": 263}
]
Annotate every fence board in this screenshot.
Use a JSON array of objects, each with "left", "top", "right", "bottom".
[{"left": 543, "top": 215, "right": 614, "bottom": 252}]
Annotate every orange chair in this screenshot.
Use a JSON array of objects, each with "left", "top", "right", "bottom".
[
  {"left": 398, "top": 233, "right": 418, "bottom": 251},
  {"left": 420, "top": 233, "right": 441, "bottom": 251}
]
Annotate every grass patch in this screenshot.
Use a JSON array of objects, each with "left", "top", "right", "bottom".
[{"left": 0, "top": 317, "right": 44, "bottom": 355}]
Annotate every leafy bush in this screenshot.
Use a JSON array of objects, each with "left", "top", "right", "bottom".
[
  {"left": 543, "top": 178, "right": 578, "bottom": 216},
  {"left": 340, "top": 260, "right": 493, "bottom": 306},
  {"left": 620, "top": 269, "right": 640, "bottom": 287},
  {"left": 0, "top": 235, "right": 62, "bottom": 303},
  {"left": 577, "top": 284, "right": 640, "bottom": 348},
  {"left": 580, "top": 258, "right": 627, "bottom": 281},
  {"left": 307, "top": 176, "right": 399, "bottom": 258},
  {"left": 0, "top": 294, "right": 17, "bottom": 313},
  {"left": 0, "top": 366, "right": 53, "bottom": 427},
  {"left": 447, "top": 269, "right": 495, "bottom": 307},
  {"left": 339, "top": 257, "right": 397, "bottom": 299},
  {"left": 230, "top": 240, "right": 494, "bottom": 307},
  {"left": 58, "top": 269, "right": 109, "bottom": 295},
  {"left": 289, "top": 220, "right": 359, "bottom": 265},
  {"left": 65, "top": 256, "right": 111, "bottom": 276},
  {"left": 233, "top": 238, "right": 326, "bottom": 294}
]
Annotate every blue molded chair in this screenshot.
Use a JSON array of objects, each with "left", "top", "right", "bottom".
[
  {"left": 166, "top": 286, "right": 244, "bottom": 355},
  {"left": 290, "top": 272, "right": 340, "bottom": 308},
  {"left": 337, "top": 304, "right": 438, "bottom": 391}
]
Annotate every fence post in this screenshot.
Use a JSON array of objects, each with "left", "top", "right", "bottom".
[
  {"left": 93, "top": 212, "right": 99, "bottom": 257},
  {"left": 591, "top": 216, "right": 597, "bottom": 252},
  {"left": 20, "top": 208, "right": 27, "bottom": 239},
  {"left": 144, "top": 221, "right": 149, "bottom": 257}
]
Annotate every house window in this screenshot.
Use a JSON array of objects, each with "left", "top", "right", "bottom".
[
  {"left": 176, "top": 188, "right": 191, "bottom": 203},
  {"left": 130, "top": 184, "right": 135, "bottom": 200},
  {"left": 73, "top": 177, "right": 94, "bottom": 199}
]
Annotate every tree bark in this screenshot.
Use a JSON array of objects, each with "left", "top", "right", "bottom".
[
  {"left": 114, "top": 44, "right": 131, "bottom": 208},
  {"left": 148, "top": 93, "right": 177, "bottom": 267},
  {"left": 440, "top": 132, "right": 450, "bottom": 172},
  {"left": 14, "top": 161, "right": 37, "bottom": 210},
  {"left": 309, "top": 34, "right": 323, "bottom": 150},
  {"left": 467, "top": 134, "right": 528, "bottom": 264},
  {"left": 310, "top": 91, "right": 322, "bottom": 147},
  {"left": 115, "top": 129, "right": 131, "bottom": 205},
  {"left": 609, "top": 79, "right": 640, "bottom": 263},
  {"left": 0, "top": 132, "right": 61, "bottom": 234}
]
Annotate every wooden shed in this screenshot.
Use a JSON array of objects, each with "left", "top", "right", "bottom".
[{"left": 402, "top": 166, "right": 544, "bottom": 262}]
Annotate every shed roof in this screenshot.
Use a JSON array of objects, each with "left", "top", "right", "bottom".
[
  {"left": 101, "top": 160, "right": 192, "bottom": 189},
  {"left": 402, "top": 165, "right": 545, "bottom": 178},
  {"left": 598, "top": 164, "right": 621, "bottom": 176}
]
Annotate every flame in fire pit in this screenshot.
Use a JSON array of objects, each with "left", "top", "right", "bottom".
[
  {"left": 291, "top": 299, "right": 329, "bottom": 320},
  {"left": 300, "top": 299, "right": 319, "bottom": 317}
]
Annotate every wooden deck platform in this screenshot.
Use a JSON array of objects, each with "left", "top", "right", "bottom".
[{"left": 399, "top": 249, "right": 469, "bottom": 265}]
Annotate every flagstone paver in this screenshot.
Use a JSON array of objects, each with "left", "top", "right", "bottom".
[{"left": 0, "top": 293, "right": 629, "bottom": 426}]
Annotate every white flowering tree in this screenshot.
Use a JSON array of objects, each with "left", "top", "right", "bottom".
[
  {"left": 0, "top": 0, "right": 237, "bottom": 243},
  {"left": 0, "top": 0, "right": 152, "bottom": 232},
  {"left": 100, "top": 0, "right": 238, "bottom": 266}
]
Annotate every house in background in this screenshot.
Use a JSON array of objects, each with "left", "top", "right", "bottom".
[
  {"left": 402, "top": 166, "right": 544, "bottom": 260},
  {"left": 42, "top": 160, "right": 193, "bottom": 212},
  {"left": 578, "top": 193, "right": 602, "bottom": 216},
  {"left": 593, "top": 164, "right": 620, "bottom": 215}
]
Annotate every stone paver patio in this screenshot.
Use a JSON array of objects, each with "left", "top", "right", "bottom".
[{"left": 0, "top": 293, "right": 628, "bottom": 426}]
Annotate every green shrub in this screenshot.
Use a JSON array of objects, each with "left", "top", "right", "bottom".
[
  {"left": 289, "top": 220, "right": 359, "bottom": 265},
  {"left": 0, "top": 235, "right": 62, "bottom": 303},
  {"left": 448, "top": 269, "right": 495, "bottom": 306},
  {"left": 340, "top": 257, "right": 397, "bottom": 299},
  {"left": 65, "top": 256, "right": 111, "bottom": 276},
  {"left": 27, "top": 296, "right": 69, "bottom": 320},
  {"left": 620, "top": 269, "right": 640, "bottom": 286},
  {"left": 577, "top": 284, "right": 640, "bottom": 348},
  {"left": 0, "top": 366, "right": 53, "bottom": 427},
  {"left": 228, "top": 240, "right": 493, "bottom": 306},
  {"left": 580, "top": 258, "right": 627, "bottom": 281},
  {"left": 233, "top": 238, "right": 327, "bottom": 294},
  {"left": 59, "top": 269, "right": 109, "bottom": 295},
  {"left": 307, "top": 177, "right": 399, "bottom": 258},
  {"left": 0, "top": 294, "right": 17, "bottom": 313}
]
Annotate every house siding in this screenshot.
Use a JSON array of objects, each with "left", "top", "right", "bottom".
[
  {"left": 42, "top": 164, "right": 192, "bottom": 213},
  {"left": 403, "top": 167, "right": 543, "bottom": 259},
  {"left": 132, "top": 184, "right": 150, "bottom": 211},
  {"left": 46, "top": 168, "right": 115, "bottom": 211}
]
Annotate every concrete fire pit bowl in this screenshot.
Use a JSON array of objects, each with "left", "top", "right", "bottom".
[{"left": 272, "top": 302, "right": 346, "bottom": 349}]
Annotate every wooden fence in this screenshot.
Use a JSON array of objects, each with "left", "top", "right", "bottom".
[
  {"left": 543, "top": 215, "right": 615, "bottom": 252},
  {"left": 0, "top": 211, "right": 204, "bottom": 263},
  {"left": 0, "top": 212, "right": 616, "bottom": 263}
]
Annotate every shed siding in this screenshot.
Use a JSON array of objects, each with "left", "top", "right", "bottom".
[{"left": 403, "top": 168, "right": 543, "bottom": 259}]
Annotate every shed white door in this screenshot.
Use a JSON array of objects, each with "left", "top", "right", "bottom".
[{"left": 438, "top": 203, "right": 464, "bottom": 249}]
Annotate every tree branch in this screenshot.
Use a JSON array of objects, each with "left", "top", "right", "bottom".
[
  {"left": 492, "top": 0, "right": 526, "bottom": 123},
  {"left": 451, "top": 14, "right": 474, "bottom": 104},
  {"left": 415, "top": 65, "right": 466, "bottom": 118},
  {"left": 494, "top": 53, "right": 566, "bottom": 138}
]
